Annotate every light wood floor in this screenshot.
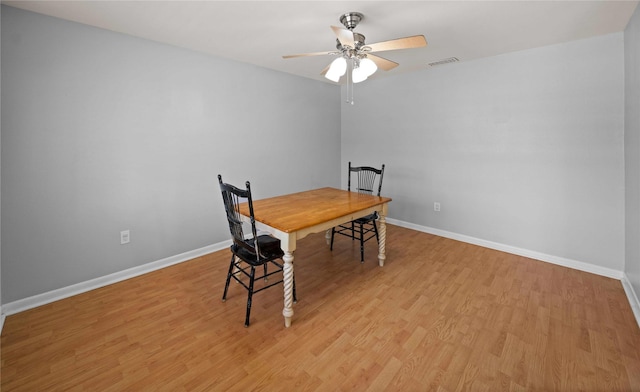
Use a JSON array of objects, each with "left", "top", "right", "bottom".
[{"left": 2, "top": 225, "right": 640, "bottom": 391}]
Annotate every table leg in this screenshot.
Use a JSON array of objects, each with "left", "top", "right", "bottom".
[
  {"left": 378, "top": 215, "right": 387, "bottom": 267},
  {"left": 282, "top": 251, "right": 295, "bottom": 327},
  {"left": 325, "top": 229, "right": 331, "bottom": 245}
]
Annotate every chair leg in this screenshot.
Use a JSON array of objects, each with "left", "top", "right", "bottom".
[
  {"left": 263, "top": 264, "right": 268, "bottom": 282},
  {"left": 373, "top": 220, "right": 379, "bottom": 243},
  {"left": 359, "top": 223, "right": 365, "bottom": 263},
  {"left": 351, "top": 221, "right": 356, "bottom": 241},
  {"left": 293, "top": 273, "right": 298, "bottom": 303},
  {"left": 245, "top": 266, "right": 256, "bottom": 327},
  {"left": 330, "top": 227, "right": 336, "bottom": 250},
  {"left": 222, "top": 253, "right": 235, "bottom": 302}
]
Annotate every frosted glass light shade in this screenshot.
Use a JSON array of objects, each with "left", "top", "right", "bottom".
[
  {"left": 352, "top": 66, "right": 368, "bottom": 83},
  {"left": 360, "top": 58, "right": 377, "bottom": 77},
  {"left": 325, "top": 70, "right": 341, "bottom": 82},
  {"left": 324, "top": 57, "right": 347, "bottom": 82}
]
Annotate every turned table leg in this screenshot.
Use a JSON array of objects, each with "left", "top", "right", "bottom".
[
  {"left": 377, "top": 215, "right": 387, "bottom": 267},
  {"left": 282, "top": 251, "right": 295, "bottom": 327}
]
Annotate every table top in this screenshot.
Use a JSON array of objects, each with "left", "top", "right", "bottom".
[{"left": 241, "top": 187, "right": 392, "bottom": 233}]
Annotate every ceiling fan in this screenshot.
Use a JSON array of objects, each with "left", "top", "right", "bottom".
[{"left": 283, "top": 12, "right": 427, "bottom": 86}]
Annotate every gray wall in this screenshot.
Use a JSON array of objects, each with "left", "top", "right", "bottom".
[
  {"left": 626, "top": 6, "right": 640, "bottom": 300},
  {"left": 0, "top": 4, "right": 3, "bottom": 320},
  {"left": 1, "top": 6, "right": 341, "bottom": 303},
  {"left": 341, "top": 33, "right": 625, "bottom": 271}
]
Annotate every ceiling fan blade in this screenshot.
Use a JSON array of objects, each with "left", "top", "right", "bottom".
[
  {"left": 320, "top": 64, "right": 330, "bottom": 76},
  {"left": 367, "top": 54, "right": 399, "bottom": 71},
  {"left": 367, "top": 35, "right": 427, "bottom": 53},
  {"left": 331, "top": 25, "right": 355, "bottom": 48},
  {"left": 282, "top": 51, "right": 335, "bottom": 59}
]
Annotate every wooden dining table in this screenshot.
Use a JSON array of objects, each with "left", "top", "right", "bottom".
[{"left": 239, "top": 187, "right": 392, "bottom": 327}]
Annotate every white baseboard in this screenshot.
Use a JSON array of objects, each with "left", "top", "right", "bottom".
[
  {"left": 1, "top": 240, "right": 231, "bottom": 317},
  {"left": 622, "top": 274, "right": 640, "bottom": 329},
  {"left": 387, "top": 218, "right": 623, "bottom": 279},
  {"left": 1, "top": 309, "right": 5, "bottom": 335},
  {"left": 387, "top": 218, "right": 640, "bottom": 327}
]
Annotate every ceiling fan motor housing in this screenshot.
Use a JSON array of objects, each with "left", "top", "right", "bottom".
[{"left": 336, "top": 33, "right": 367, "bottom": 51}]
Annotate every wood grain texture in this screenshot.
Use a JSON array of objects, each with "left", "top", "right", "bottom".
[
  {"left": 2, "top": 225, "right": 640, "bottom": 391},
  {"left": 240, "top": 187, "right": 391, "bottom": 233}
]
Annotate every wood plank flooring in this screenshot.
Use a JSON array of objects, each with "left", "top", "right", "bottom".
[{"left": 2, "top": 224, "right": 640, "bottom": 391}]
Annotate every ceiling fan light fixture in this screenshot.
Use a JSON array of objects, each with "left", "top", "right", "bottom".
[
  {"left": 359, "top": 57, "right": 377, "bottom": 77},
  {"left": 325, "top": 57, "right": 347, "bottom": 82},
  {"left": 325, "top": 71, "right": 341, "bottom": 83},
  {"left": 352, "top": 66, "right": 368, "bottom": 83}
]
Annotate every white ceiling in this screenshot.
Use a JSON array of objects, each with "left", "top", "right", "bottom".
[{"left": 3, "top": 1, "right": 638, "bottom": 84}]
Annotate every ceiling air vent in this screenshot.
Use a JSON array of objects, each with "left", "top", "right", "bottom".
[{"left": 428, "top": 57, "right": 459, "bottom": 67}]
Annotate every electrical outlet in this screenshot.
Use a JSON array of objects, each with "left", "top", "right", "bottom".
[
  {"left": 120, "top": 230, "right": 130, "bottom": 245},
  {"left": 434, "top": 202, "right": 441, "bottom": 212}
]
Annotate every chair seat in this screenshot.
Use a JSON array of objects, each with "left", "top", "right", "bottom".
[
  {"left": 353, "top": 212, "right": 378, "bottom": 223},
  {"left": 255, "top": 235, "right": 284, "bottom": 258},
  {"left": 233, "top": 235, "right": 284, "bottom": 265}
]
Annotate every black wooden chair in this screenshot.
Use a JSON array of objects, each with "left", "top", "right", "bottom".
[
  {"left": 218, "top": 175, "right": 295, "bottom": 327},
  {"left": 330, "top": 162, "right": 385, "bottom": 262}
]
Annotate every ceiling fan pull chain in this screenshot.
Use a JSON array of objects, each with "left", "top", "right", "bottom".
[{"left": 346, "top": 59, "right": 355, "bottom": 105}]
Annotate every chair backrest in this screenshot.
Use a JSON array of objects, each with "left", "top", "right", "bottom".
[
  {"left": 347, "top": 162, "right": 385, "bottom": 196},
  {"left": 218, "top": 175, "right": 261, "bottom": 259}
]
